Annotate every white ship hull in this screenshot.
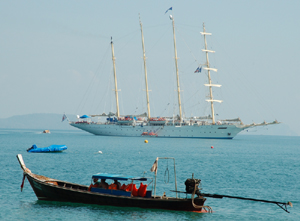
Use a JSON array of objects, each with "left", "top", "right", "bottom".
[{"left": 69, "top": 122, "right": 244, "bottom": 139}]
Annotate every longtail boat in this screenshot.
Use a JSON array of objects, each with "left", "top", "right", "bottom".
[
  {"left": 17, "top": 155, "right": 209, "bottom": 212},
  {"left": 17, "top": 154, "right": 292, "bottom": 213}
]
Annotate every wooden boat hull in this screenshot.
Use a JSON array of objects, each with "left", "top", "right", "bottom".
[{"left": 25, "top": 172, "right": 206, "bottom": 212}]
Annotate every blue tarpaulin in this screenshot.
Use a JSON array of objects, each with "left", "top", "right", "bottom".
[
  {"left": 80, "top": 115, "right": 90, "bottom": 118},
  {"left": 27, "top": 144, "right": 67, "bottom": 153},
  {"left": 107, "top": 117, "right": 118, "bottom": 122}
]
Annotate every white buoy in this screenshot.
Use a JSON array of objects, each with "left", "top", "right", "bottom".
[{"left": 98, "top": 151, "right": 103, "bottom": 154}]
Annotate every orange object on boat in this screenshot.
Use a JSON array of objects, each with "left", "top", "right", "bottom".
[
  {"left": 125, "top": 183, "right": 139, "bottom": 196},
  {"left": 108, "top": 183, "right": 118, "bottom": 190},
  {"left": 138, "top": 183, "right": 148, "bottom": 197},
  {"left": 132, "top": 184, "right": 139, "bottom": 197},
  {"left": 125, "top": 183, "right": 133, "bottom": 192},
  {"left": 120, "top": 184, "right": 127, "bottom": 190}
]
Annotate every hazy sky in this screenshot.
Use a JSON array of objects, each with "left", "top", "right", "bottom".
[{"left": 1, "top": 1, "right": 299, "bottom": 135}]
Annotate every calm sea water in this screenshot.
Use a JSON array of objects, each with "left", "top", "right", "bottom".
[{"left": 0, "top": 129, "right": 299, "bottom": 220}]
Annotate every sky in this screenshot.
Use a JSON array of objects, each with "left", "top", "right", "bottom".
[{"left": 1, "top": 1, "right": 300, "bottom": 135}]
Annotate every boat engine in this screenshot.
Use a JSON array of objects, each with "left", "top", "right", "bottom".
[{"left": 185, "top": 178, "right": 201, "bottom": 196}]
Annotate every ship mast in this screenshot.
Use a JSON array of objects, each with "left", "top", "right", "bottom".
[
  {"left": 111, "top": 37, "right": 120, "bottom": 118},
  {"left": 200, "top": 23, "right": 222, "bottom": 124},
  {"left": 170, "top": 15, "right": 182, "bottom": 122},
  {"left": 139, "top": 16, "right": 151, "bottom": 119}
]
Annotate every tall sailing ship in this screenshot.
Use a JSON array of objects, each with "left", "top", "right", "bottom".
[{"left": 69, "top": 16, "right": 278, "bottom": 139}]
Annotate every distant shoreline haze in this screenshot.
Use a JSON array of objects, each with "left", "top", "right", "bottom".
[{"left": 0, "top": 113, "right": 76, "bottom": 130}]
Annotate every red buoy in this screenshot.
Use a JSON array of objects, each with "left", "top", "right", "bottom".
[{"left": 211, "top": 146, "right": 214, "bottom": 149}]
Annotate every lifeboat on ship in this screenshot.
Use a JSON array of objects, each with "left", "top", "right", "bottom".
[
  {"left": 141, "top": 131, "right": 158, "bottom": 137},
  {"left": 148, "top": 132, "right": 158, "bottom": 136},
  {"left": 149, "top": 117, "right": 167, "bottom": 125},
  {"left": 117, "top": 116, "right": 134, "bottom": 125}
]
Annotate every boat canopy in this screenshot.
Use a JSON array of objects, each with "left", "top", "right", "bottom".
[{"left": 92, "top": 173, "right": 148, "bottom": 181}]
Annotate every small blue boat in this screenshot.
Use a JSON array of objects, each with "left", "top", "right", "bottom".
[{"left": 27, "top": 144, "right": 67, "bottom": 153}]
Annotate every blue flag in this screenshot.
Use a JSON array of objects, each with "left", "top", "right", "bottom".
[
  {"left": 165, "top": 7, "right": 172, "bottom": 14},
  {"left": 194, "top": 66, "right": 202, "bottom": 73}
]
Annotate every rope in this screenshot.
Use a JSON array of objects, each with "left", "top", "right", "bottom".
[
  {"left": 191, "top": 182, "right": 212, "bottom": 213},
  {"left": 20, "top": 174, "right": 26, "bottom": 192},
  {"left": 164, "top": 161, "right": 169, "bottom": 184}
]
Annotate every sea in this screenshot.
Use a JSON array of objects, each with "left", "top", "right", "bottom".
[{"left": 0, "top": 128, "right": 299, "bottom": 221}]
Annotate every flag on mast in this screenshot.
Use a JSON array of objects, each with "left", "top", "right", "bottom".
[
  {"left": 62, "top": 114, "right": 67, "bottom": 122},
  {"left": 165, "top": 7, "right": 172, "bottom": 14},
  {"left": 194, "top": 66, "right": 202, "bottom": 73},
  {"left": 150, "top": 157, "right": 159, "bottom": 175}
]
